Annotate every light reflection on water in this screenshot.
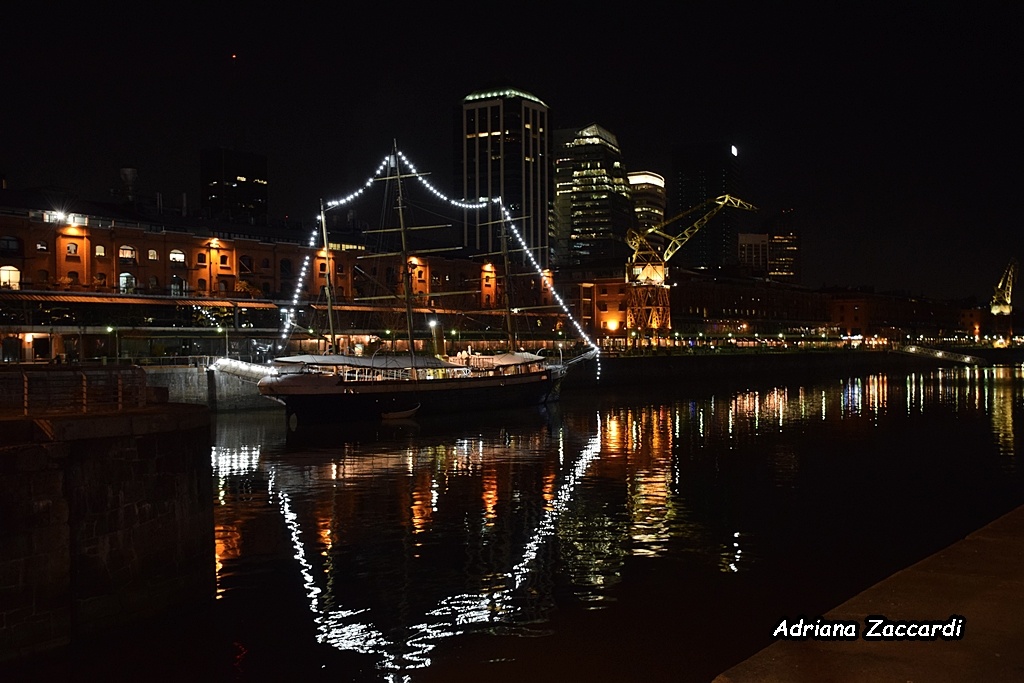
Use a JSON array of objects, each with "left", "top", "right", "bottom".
[{"left": 209, "top": 364, "right": 1023, "bottom": 681}]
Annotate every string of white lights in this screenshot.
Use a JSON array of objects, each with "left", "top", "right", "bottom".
[
  {"left": 278, "top": 150, "right": 599, "bottom": 354},
  {"left": 193, "top": 304, "right": 218, "bottom": 326}
]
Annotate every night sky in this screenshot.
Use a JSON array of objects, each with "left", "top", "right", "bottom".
[{"left": 3, "top": 4, "right": 1020, "bottom": 302}]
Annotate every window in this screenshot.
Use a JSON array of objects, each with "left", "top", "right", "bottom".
[
  {"left": 95, "top": 245, "right": 106, "bottom": 257},
  {"left": 148, "top": 249, "right": 159, "bottom": 261},
  {"left": 261, "top": 258, "right": 270, "bottom": 269},
  {"left": 197, "top": 253, "right": 206, "bottom": 265},
  {"left": 220, "top": 254, "right": 228, "bottom": 266},
  {"left": 119, "top": 272, "right": 135, "bottom": 294},
  {"left": 149, "top": 276, "right": 158, "bottom": 289},
  {"left": 197, "top": 278, "right": 207, "bottom": 292},
  {"left": 94, "top": 273, "right": 107, "bottom": 285},
  {"left": 0, "top": 236, "right": 19, "bottom": 254},
  {"left": 36, "top": 269, "right": 49, "bottom": 283},
  {"left": 240, "top": 255, "right": 254, "bottom": 273},
  {"left": 119, "top": 245, "right": 136, "bottom": 263},
  {"left": 280, "top": 259, "right": 292, "bottom": 277},
  {"left": 0, "top": 266, "right": 21, "bottom": 290},
  {"left": 66, "top": 242, "right": 79, "bottom": 255},
  {"left": 169, "top": 249, "right": 185, "bottom": 263},
  {"left": 36, "top": 241, "right": 48, "bottom": 252}
]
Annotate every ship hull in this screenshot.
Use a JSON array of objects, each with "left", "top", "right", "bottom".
[{"left": 260, "top": 368, "right": 559, "bottom": 428}]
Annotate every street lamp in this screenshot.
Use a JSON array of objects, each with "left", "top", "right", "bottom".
[
  {"left": 106, "top": 326, "right": 119, "bottom": 361},
  {"left": 217, "top": 326, "right": 229, "bottom": 357}
]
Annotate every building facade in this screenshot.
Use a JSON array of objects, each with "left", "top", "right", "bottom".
[
  {"left": 738, "top": 233, "right": 769, "bottom": 276},
  {"left": 628, "top": 171, "right": 667, "bottom": 235},
  {"left": 737, "top": 231, "right": 800, "bottom": 283},
  {"left": 670, "top": 140, "right": 747, "bottom": 270},
  {"left": 0, "top": 190, "right": 560, "bottom": 362},
  {"left": 200, "top": 148, "right": 269, "bottom": 226},
  {"left": 457, "top": 88, "right": 550, "bottom": 267},
  {"left": 551, "top": 123, "right": 634, "bottom": 268}
]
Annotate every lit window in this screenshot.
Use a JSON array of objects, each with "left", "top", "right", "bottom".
[
  {"left": 169, "top": 250, "right": 185, "bottom": 263},
  {"left": 94, "top": 245, "right": 105, "bottom": 256},
  {"left": 148, "top": 249, "right": 159, "bottom": 261},
  {"left": 0, "top": 266, "right": 21, "bottom": 290}
]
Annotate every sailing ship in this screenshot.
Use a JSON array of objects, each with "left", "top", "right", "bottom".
[{"left": 250, "top": 147, "right": 593, "bottom": 428}]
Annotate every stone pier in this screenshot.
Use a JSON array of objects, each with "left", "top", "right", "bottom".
[{"left": 0, "top": 403, "right": 213, "bottom": 662}]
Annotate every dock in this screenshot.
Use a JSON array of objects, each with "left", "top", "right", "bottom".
[{"left": 713, "top": 505, "right": 1024, "bottom": 682}]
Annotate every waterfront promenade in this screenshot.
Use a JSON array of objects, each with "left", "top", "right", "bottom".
[{"left": 714, "top": 504, "right": 1024, "bottom": 682}]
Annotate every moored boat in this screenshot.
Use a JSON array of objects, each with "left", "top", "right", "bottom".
[{"left": 257, "top": 351, "right": 563, "bottom": 428}]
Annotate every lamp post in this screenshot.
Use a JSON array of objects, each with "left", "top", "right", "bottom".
[
  {"left": 106, "top": 326, "right": 119, "bottom": 362},
  {"left": 217, "top": 326, "right": 229, "bottom": 357}
]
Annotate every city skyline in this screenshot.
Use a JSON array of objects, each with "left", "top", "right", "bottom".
[{"left": 3, "top": 5, "right": 1019, "bottom": 303}]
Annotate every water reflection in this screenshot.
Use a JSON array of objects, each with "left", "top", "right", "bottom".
[{"left": 210, "top": 364, "right": 1023, "bottom": 680}]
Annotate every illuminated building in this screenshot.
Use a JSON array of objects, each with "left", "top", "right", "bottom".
[
  {"left": 551, "top": 123, "right": 633, "bottom": 268},
  {"left": 768, "top": 232, "right": 799, "bottom": 282},
  {"left": 457, "top": 88, "right": 550, "bottom": 267},
  {"left": 200, "top": 148, "right": 269, "bottom": 226},
  {"left": 0, "top": 188, "right": 546, "bottom": 362},
  {"left": 628, "top": 171, "right": 666, "bottom": 237}
]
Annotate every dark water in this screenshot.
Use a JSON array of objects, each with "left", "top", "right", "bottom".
[{"left": 12, "top": 365, "right": 1024, "bottom": 682}]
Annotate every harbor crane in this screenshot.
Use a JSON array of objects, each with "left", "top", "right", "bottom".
[
  {"left": 990, "top": 257, "right": 1017, "bottom": 316},
  {"left": 624, "top": 194, "right": 757, "bottom": 332}
]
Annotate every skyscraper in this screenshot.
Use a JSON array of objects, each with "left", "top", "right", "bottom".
[
  {"left": 200, "top": 148, "right": 269, "bottom": 226},
  {"left": 457, "top": 88, "right": 550, "bottom": 267},
  {"left": 551, "top": 123, "right": 633, "bottom": 268},
  {"left": 670, "top": 140, "right": 745, "bottom": 270},
  {"left": 628, "top": 171, "right": 667, "bottom": 250},
  {"left": 764, "top": 208, "right": 800, "bottom": 283}
]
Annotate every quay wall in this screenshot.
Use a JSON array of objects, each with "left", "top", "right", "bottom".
[
  {"left": 562, "top": 349, "right": 978, "bottom": 391},
  {"left": 143, "top": 365, "right": 271, "bottom": 411},
  {"left": 0, "top": 405, "right": 213, "bottom": 662}
]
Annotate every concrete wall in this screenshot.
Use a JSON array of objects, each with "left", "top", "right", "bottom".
[
  {"left": 143, "top": 366, "right": 273, "bottom": 412},
  {"left": 0, "top": 405, "right": 213, "bottom": 662}
]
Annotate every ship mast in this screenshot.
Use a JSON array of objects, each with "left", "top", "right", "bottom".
[
  {"left": 319, "top": 197, "right": 337, "bottom": 353},
  {"left": 393, "top": 149, "right": 418, "bottom": 366},
  {"left": 499, "top": 215, "right": 518, "bottom": 350}
]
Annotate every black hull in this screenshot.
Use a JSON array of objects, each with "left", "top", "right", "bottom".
[{"left": 273, "top": 370, "right": 559, "bottom": 430}]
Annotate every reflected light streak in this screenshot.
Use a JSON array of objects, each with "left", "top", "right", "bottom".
[{"left": 272, "top": 416, "right": 603, "bottom": 676}]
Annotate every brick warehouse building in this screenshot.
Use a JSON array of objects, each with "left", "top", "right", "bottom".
[{"left": 0, "top": 189, "right": 560, "bottom": 363}]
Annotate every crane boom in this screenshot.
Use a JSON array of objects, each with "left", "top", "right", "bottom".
[
  {"left": 624, "top": 194, "right": 757, "bottom": 333},
  {"left": 625, "top": 194, "right": 758, "bottom": 287},
  {"left": 991, "top": 257, "right": 1018, "bottom": 315}
]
